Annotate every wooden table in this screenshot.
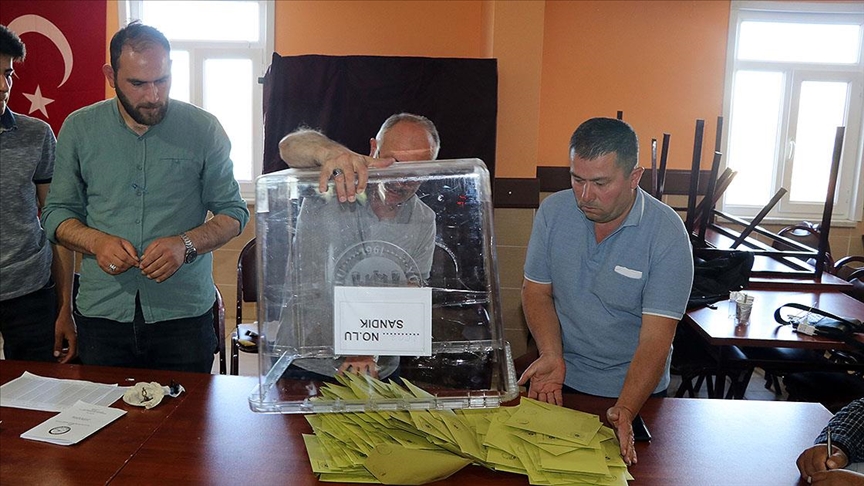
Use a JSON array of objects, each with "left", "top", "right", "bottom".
[
  {"left": 1, "top": 360, "right": 832, "bottom": 486},
  {"left": 701, "top": 229, "right": 852, "bottom": 291},
  {"left": 683, "top": 289, "right": 864, "bottom": 397},
  {"left": 685, "top": 290, "right": 863, "bottom": 349}
]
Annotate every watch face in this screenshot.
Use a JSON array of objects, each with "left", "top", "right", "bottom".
[{"left": 185, "top": 248, "right": 197, "bottom": 264}]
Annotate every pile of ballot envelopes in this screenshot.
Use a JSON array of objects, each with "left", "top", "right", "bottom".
[{"left": 303, "top": 373, "right": 633, "bottom": 485}]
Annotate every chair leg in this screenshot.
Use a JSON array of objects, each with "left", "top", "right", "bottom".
[
  {"left": 675, "top": 376, "right": 695, "bottom": 397},
  {"left": 230, "top": 329, "right": 240, "bottom": 376}
]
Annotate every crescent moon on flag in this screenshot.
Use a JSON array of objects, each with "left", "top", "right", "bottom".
[{"left": 7, "top": 14, "right": 74, "bottom": 88}]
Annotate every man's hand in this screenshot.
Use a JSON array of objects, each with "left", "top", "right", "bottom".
[
  {"left": 517, "top": 353, "right": 566, "bottom": 406},
  {"left": 53, "top": 312, "right": 77, "bottom": 363},
  {"left": 607, "top": 405, "right": 637, "bottom": 466},
  {"left": 808, "top": 470, "right": 864, "bottom": 485},
  {"left": 139, "top": 236, "right": 186, "bottom": 283},
  {"left": 319, "top": 148, "right": 394, "bottom": 203},
  {"left": 798, "top": 443, "right": 851, "bottom": 480},
  {"left": 338, "top": 356, "right": 379, "bottom": 379},
  {"left": 93, "top": 233, "right": 139, "bottom": 275}
]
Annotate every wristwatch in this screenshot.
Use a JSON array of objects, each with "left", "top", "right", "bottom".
[{"left": 180, "top": 232, "right": 197, "bottom": 264}]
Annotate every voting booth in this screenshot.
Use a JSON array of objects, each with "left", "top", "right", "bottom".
[{"left": 249, "top": 159, "right": 518, "bottom": 413}]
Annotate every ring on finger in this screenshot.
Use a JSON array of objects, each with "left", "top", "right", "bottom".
[
  {"left": 331, "top": 168, "right": 343, "bottom": 178},
  {"left": 109, "top": 263, "right": 118, "bottom": 272}
]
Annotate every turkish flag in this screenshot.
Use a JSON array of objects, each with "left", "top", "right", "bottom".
[{"left": 1, "top": 1, "right": 106, "bottom": 135}]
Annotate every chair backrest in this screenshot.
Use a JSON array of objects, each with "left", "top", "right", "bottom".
[
  {"left": 213, "top": 286, "right": 227, "bottom": 374},
  {"left": 772, "top": 221, "right": 834, "bottom": 269},
  {"left": 236, "top": 238, "right": 257, "bottom": 325},
  {"left": 834, "top": 255, "right": 864, "bottom": 302}
]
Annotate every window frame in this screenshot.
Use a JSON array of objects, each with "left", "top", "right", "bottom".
[
  {"left": 721, "top": 1, "right": 864, "bottom": 225},
  {"left": 120, "top": 0, "right": 274, "bottom": 202}
]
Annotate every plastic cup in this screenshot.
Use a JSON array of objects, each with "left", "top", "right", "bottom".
[{"left": 736, "top": 301, "right": 753, "bottom": 325}]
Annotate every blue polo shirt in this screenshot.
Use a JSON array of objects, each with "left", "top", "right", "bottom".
[{"left": 524, "top": 187, "right": 693, "bottom": 397}]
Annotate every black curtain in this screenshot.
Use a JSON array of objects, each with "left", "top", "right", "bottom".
[{"left": 262, "top": 53, "right": 498, "bottom": 177}]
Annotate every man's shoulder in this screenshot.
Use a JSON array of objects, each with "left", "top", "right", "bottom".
[
  {"left": 540, "top": 189, "right": 574, "bottom": 206},
  {"left": 640, "top": 190, "right": 686, "bottom": 230},
  {"left": 166, "top": 100, "right": 220, "bottom": 125},
  {"left": 2, "top": 111, "right": 54, "bottom": 145},
  {"left": 12, "top": 111, "right": 51, "bottom": 132},
  {"left": 412, "top": 197, "right": 436, "bottom": 221},
  {"left": 537, "top": 190, "right": 577, "bottom": 217},
  {"left": 64, "top": 99, "right": 115, "bottom": 124}
]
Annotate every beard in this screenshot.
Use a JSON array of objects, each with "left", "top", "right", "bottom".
[{"left": 116, "top": 83, "right": 168, "bottom": 126}]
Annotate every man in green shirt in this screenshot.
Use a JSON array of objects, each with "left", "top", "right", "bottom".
[{"left": 41, "top": 22, "right": 248, "bottom": 373}]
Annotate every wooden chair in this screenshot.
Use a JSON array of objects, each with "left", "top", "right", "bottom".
[
  {"left": 213, "top": 286, "right": 227, "bottom": 374},
  {"left": 833, "top": 255, "right": 864, "bottom": 302},
  {"left": 671, "top": 323, "right": 754, "bottom": 399},
  {"left": 771, "top": 221, "right": 834, "bottom": 271},
  {"left": 229, "top": 238, "right": 258, "bottom": 375}
]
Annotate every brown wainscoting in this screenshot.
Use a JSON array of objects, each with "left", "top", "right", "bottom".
[
  {"left": 492, "top": 178, "right": 540, "bottom": 208},
  {"left": 492, "top": 168, "right": 714, "bottom": 209}
]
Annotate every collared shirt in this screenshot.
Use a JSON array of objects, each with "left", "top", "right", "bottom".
[
  {"left": 816, "top": 398, "right": 864, "bottom": 463},
  {"left": 42, "top": 99, "right": 249, "bottom": 323},
  {"left": 524, "top": 187, "right": 694, "bottom": 397},
  {"left": 289, "top": 191, "right": 436, "bottom": 378},
  {"left": 0, "top": 109, "right": 57, "bottom": 300}
]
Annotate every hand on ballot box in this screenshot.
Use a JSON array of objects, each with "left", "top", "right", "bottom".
[{"left": 338, "top": 356, "right": 380, "bottom": 379}]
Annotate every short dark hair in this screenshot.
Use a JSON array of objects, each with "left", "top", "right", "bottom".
[
  {"left": 110, "top": 20, "right": 170, "bottom": 71},
  {"left": 377, "top": 113, "right": 441, "bottom": 159},
  {"left": 569, "top": 117, "right": 638, "bottom": 172},
  {"left": 0, "top": 24, "right": 26, "bottom": 60}
]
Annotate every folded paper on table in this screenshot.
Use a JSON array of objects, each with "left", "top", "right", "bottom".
[{"left": 20, "top": 400, "right": 126, "bottom": 446}]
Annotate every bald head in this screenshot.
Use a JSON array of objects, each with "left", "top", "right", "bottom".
[{"left": 371, "top": 113, "right": 440, "bottom": 162}]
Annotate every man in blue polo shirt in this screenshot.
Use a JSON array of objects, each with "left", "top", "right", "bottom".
[{"left": 518, "top": 117, "right": 693, "bottom": 466}]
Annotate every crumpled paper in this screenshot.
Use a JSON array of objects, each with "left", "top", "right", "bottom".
[{"left": 122, "top": 381, "right": 185, "bottom": 409}]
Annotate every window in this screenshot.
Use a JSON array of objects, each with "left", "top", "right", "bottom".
[
  {"left": 121, "top": 0, "right": 274, "bottom": 201},
  {"left": 722, "top": 1, "right": 864, "bottom": 224}
]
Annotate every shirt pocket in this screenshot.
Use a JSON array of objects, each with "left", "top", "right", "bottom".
[
  {"left": 594, "top": 264, "right": 646, "bottom": 312},
  {"left": 152, "top": 156, "right": 203, "bottom": 197}
]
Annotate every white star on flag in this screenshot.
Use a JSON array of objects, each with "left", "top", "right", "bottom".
[{"left": 23, "top": 85, "right": 55, "bottom": 118}]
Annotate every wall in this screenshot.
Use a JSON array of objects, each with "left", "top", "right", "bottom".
[
  {"left": 95, "top": 0, "right": 861, "bottom": 360},
  {"left": 537, "top": 1, "right": 731, "bottom": 170}
]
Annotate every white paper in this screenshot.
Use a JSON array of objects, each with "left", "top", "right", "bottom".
[
  {"left": 0, "top": 372, "right": 127, "bottom": 412},
  {"left": 20, "top": 400, "right": 126, "bottom": 446},
  {"left": 333, "top": 286, "right": 432, "bottom": 356}
]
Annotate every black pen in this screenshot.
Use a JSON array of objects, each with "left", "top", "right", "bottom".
[{"left": 826, "top": 427, "right": 833, "bottom": 464}]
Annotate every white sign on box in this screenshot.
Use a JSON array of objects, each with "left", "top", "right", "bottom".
[{"left": 333, "top": 286, "right": 432, "bottom": 356}]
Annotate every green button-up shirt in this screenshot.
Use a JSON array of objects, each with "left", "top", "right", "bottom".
[{"left": 42, "top": 99, "right": 249, "bottom": 323}]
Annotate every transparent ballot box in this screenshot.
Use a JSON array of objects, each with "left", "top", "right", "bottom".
[{"left": 250, "top": 158, "right": 518, "bottom": 413}]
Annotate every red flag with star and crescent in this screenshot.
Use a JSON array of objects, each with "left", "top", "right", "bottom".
[{"left": 1, "top": 1, "right": 106, "bottom": 135}]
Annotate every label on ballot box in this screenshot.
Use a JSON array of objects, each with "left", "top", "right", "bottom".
[{"left": 333, "top": 286, "right": 432, "bottom": 356}]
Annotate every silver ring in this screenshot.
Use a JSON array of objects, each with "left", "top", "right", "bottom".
[
  {"left": 331, "top": 168, "right": 343, "bottom": 178},
  {"left": 109, "top": 264, "right": 118, "bottom": 272}
]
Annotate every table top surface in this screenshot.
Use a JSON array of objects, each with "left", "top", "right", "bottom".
[
  {"left": 701, "top": 229, "right": 851, "bottom": 291},
  {"left": 1, "top": 360, "right": 831, "bottom": 486},
  {"left": 685, "top": 289, "right": 864, "bottom": 349}
]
